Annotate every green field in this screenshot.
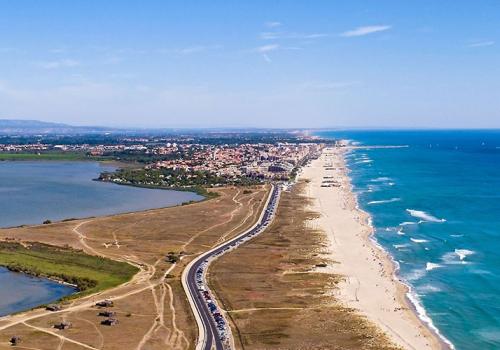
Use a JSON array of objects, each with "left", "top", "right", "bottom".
[
  {"left": 0, "top": 152, "right": 91, "bottom": 161},
  {"left": 0, "top": 241, "right": 138, "bottom": 298}
]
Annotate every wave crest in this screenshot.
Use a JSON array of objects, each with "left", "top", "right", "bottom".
[
  {"left": 410, "top": 238, "right": 429, "bottom": 243},
  {"left": 455, "top": 249, "right": 475, "bottom": 261},
  {"left": 368, "top": 198, "right": 401, "bottom": 205},
  {"left": 406, "top": 209, "right": 446, "bottom": 223},
  {"left": 426, "top": 262, "right": 442, "bottom": 271}
]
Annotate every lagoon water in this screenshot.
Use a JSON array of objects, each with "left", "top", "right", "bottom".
[
  {"left": 0, "top": 161, "right": 203, "bottom": 228},
  {"left": 318, "top": 130, "right": 500, "bottom": 350},
  {"left": 0, "top": 267, "right": 77, "bottom": 316},
  {"left": 0, "top": 161, "right": 203, "bottom": 316}
]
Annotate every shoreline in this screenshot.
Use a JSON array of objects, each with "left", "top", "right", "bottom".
[
  {"left": 300, "top": 146, "right": 449, "bottom": 350},
  {"left": 0, "top": 266, "right": 78, "bottom": 317},
  {"left": 94, "top": 177, "right": 214, "bottom": 198},
  {"left": 0, "top": 189, "right": 204, "bottom": 230}
]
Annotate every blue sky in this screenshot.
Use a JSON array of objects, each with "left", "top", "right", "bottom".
[{"left": 0, "top": 1, "right": 499, "bottom": 128}]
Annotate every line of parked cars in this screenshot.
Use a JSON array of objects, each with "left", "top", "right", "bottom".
[{"left": 195, "top": 185, "right": 281, "bottom": 347}]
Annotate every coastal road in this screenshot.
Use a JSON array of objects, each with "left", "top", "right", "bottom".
[{"left": 182, "top": 184, "right": 281, "bottom": 350}]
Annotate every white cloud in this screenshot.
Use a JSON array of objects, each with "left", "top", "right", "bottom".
[
  {"left": 256, "top": 44, "right": 279, "bottom": 53},
  {"left": 252, "top": 44, "right": 302, "bottom": 63},
  {"left": 265, "top": 21, "right": 282, "bottom": 28},
  {"left": 260, "top": 32, "right": 281, "bottom": 40},
  {"left": 36, "top": 59, "right": 80, "bottom": 69},
  {"left": 340, "top": 25, "right": 391, "bottom": 37},
  {"left": 468, "top": 41, "right": 495, "bottom": 48},
  {"left": 260, "top": 32, "right": 328, "bottom": 40}
]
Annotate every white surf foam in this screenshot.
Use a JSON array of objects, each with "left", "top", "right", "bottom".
[
  {"left": 370, "top": 176, "right": 392, "bottom": 182},
  {"left": 416, "top": 284, "right": 442, "bottom": 293},
  {"left": 346, "top": 172, "right": 456, "bottom": 349},
  {"left": 405, "top": 286, "right": 456, "bottom": 349},
  {"left": 455, "top": 249, "right": 475, "bottom": 261},
  {"left": 441, "top": 250, "right": 473, "bottom": 265},
  {"left": 397, "top": 228, "right": 405, "bottom": 235},
  {"left": 367, "top": 198, "right": 401, "bottom": 205},
  {"left": 406, "top": 268, "right": 426, "bottom": 281},
  {"left": 406, "top": 209, "right": 446, "bottom": 223},
  {"left": 393, "top": 243, "right": 411, "bottom": 249},
  {"left": 476, "top": 328, "right": 500, "bottom": 343},
  {"left": 410, "top": 238, "right": 429, "bottom": 243},
  {"left": 400, "top": 221, "right": 417, "bottom": 226},
  {"left": 426, "top": 262, "right": 442, "bottom": 271}
]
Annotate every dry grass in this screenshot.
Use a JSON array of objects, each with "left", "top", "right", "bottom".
[
  {"left": 209, "top": 182, "right": 401, "bottom": 350},
  {"left": 0, "top": 186, "right": 268, "bottom": 350}
]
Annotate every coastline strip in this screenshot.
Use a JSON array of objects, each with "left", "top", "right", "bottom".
[{"left": 301, "top": 146, "right": 448, "bottom": 350}]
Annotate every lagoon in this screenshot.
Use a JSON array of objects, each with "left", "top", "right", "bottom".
[
  {"left": 0, "top": 161, "right": 203, "bottom": 316},
  {"left": 0, "top": 267, "right": 77, "bottom": 316},
  {"left": 0, "top": 161, "right": 203, "bottom": 228}
]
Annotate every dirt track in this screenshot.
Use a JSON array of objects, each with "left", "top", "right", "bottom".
[{"left": 0, "top": 186, "right": 268, "bottom": 350}]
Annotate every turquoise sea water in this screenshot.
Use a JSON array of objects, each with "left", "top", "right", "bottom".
[
  {"left": 317, "top": 130, "right": 500, "bottom": 350},
  {"left": 0, "top": 161, "right": 203, "bottom": 316}
]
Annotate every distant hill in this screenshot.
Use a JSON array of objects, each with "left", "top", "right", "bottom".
[
  {"left": 0, "top": 119, "right": 115, "bottom": 135},
  {"left": 0, "top": 119, "right": 70, "bottom": 129}
]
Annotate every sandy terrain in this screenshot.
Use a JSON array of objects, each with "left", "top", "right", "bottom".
[
  {"left": 210, "top": 181, "right": 401, "bottom": 350},
  {"left": 0, "top": 186, "right": 268, "bottom": 350},
  {"left": 301, "top": 146, "right": 444, "bottom": 350}
]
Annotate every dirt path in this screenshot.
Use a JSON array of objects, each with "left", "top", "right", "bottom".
[
  {"left": 181, "top": 189, "right": 242, "bottom": 251},
  {"left": 0, "top": 187, "right": 268, "bottom": 350},
  {"left": 22, "top": 322, "right": 99, "bottom": 350}
]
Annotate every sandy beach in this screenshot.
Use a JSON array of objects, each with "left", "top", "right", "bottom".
[{"left": 300, "top": 146, "right": 445, "bottom": 350}]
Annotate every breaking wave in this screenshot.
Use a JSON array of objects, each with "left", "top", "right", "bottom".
[
  {"left": 406, "top": 287, "right": 456, "bottom": 349},
  {"left": 455, "top": 249, "right": 475, "bottom": 261},
  {"left": 410, "top": 238, "right": 429, "bottom": 243},
  {"left": 393, "top": 243, "right": 411, "bottom": 249},
  {"left": 400, "top": 221, "right": 417, "bottom": 226},
  {"left": 441, "top": 249, "right": 475, "bottom": 265},
  {"left": 406, "top": 209, "right": 446, "bottom": 223},
  {"left": 417, "top": 284, "right": 442, "bottom": 293},
  {"left": 370, "top": 176, "right": 392, "bottom": 182},
  {"left": 426, "top": 262, "right": 442, "bottom": 271},
  {"left": 367, "top": 198, "right": 401, "bottom": 205}
]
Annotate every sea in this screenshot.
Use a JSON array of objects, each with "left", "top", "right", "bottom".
[
  {"left": 0, "top": 161, "right": 203, "bottom": 316},
  {"left": 317, "top": 130, "right": 500, "bottom": 350}
]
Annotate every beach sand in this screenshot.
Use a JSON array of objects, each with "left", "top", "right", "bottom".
[{"left": 299, "top": 146, "right": 446, "bottom": 350}]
